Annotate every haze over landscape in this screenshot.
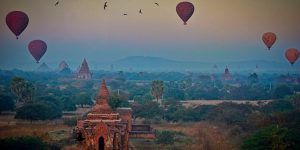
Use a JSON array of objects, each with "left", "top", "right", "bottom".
[{"left": 0, "top": 0, "right": 300, "bottom": 71}]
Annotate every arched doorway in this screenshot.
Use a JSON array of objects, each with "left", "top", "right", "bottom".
[{"left": 99, "top": 136, "right": 105, "bottom": 150}]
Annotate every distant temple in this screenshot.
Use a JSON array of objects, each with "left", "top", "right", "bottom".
[
  {"left": 75, "top": 80, "right": 155, "bottom": 150},
  {"left": 76, "top": 58, "right": 92, "bottom": 80},
  {"left": 37, "top": 62, "right": 51, "bottom": 72},
  {"left": 58, "top": 60, "right": 71, "bottom": 74},
  {"left": 58, "top": 60, "right": 69, "bottom": 70},
  {"left": 222, "top": 66, "right": 232, "bottom": 80}
]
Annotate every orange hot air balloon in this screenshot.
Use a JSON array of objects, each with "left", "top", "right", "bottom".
[
  {"left": 285, "top": 48, "right": 299, "bottom": 65},
  {"left": 262, "top": 32, "right": 276, "bottom": 50}
]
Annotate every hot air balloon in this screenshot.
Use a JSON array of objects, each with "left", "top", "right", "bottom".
[
  {"left": 28, "top": 40, "right": 47, "bottom": 63},
  {"left": 285, "top": 48, "right": 299, "bottom": 65},
  {"left": 6, "top": 11, "right": 29, "bottom": 39},
  {"left": 176, "top": 2, "right": 194, "bottom": 25},
  {"left": 262, "top": 32, "right": 276, "bottom": 50}
]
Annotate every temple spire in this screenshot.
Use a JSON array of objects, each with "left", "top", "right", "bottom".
[
  {"left": 97, "top": 79, "right": 109, "bottom": 105},
  {"left": 92, "top": 79, "right": 113, "bottom": 113}
]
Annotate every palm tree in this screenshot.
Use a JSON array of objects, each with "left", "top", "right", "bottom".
[{"left": 151, "top": 80, "right": 164, "bottom": 103}]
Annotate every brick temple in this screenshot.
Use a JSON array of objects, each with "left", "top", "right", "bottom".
[
  {"left": 75, "top": 80, "right": 155, "bottom": 150},
  {"left": 77, "top": 58, "right": 92, "bottom": 80}
]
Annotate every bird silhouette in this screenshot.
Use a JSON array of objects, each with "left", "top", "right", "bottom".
[
  {"left": 139, "top": 9, "right": 142, "bottom": 14},
  {"left": 104, "top": 2, "right": 108, "bottom": 10},
  {"left": 55, "top": 1, "right": 59, "bottom": 6},
  {"left": 155, "top": 3, "right": 159, "bottom": 6}
]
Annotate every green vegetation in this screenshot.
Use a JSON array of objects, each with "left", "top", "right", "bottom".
[
  {"left": 155, "top": 130, "right": 176, "bottom": 144},
  {"left": 242, "top": 125, "right": 300, "bottom": 150},
  {"left": 0, "top": 136, "right": 46, "bottom": 150},
  {"left": 0, "top": 70, "right": 300, "bottom": 149},
  {"left": 15, "top": 101, "right": 62, "bottom": 121},
  {"left": 151, "top": 80, "right": 164, "bottom": 102},
  {"left": 0, "top": 94, "right": 15, "bottom": 113},
  {"left": 10, "top": 77, "right": 35, "bottom": 104},
  {"left": 109, "top": 92, "right": 129, "bottom": 109}
]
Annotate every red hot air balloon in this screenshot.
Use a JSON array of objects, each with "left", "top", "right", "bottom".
[
  {"left": 176, "top": 2, "right": 194, "bottom": 25},
  {"left": 6, "top": 11, "right": 29, "bottom": 39},
  {"left": 262, "top": 32, "right": 276, "bottom": 50},
  {"left": 28, "top": 40, "right": 47, "bottom": 63},
  {"left": 285, "top": 48, "right": 299, "bottom": 65}
]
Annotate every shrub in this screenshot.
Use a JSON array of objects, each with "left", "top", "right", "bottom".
[
  {"left": 0, "top": 136, "right": 46, "bottom": 150},
  {"left": 155, "top": 130, "right": 176, "bottom": 145}
]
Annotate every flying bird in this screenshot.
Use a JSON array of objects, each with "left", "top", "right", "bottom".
[
  {"left": 155, "top": 3, "right": 159, "bottom": 6},
  {"left": 139, "top": 9, "right": 142, "bottom": 14},
  {"left": 55, "top": 1, "right": 59, "bottom": 6},
  {"left": 104, "top": 2, "right": 108, "bottom": 10}
]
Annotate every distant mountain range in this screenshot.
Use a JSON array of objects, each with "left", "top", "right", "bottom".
[
  {"left": 106, "top": 56, "right": 299, "bottom": 73},
  {"left": 111, "top": 56, "right": 209, "bottom": 72},
  {"left": 3, "top": 56, "right": 299, "bottom": 74}
]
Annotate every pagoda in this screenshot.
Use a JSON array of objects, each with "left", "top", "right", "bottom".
[
  {"left": 58, "top": 60, "right": 71, "bottom": 74},
  {"left": 77, "top": 58, "right": 92, "bottom": 80},
  {"left": 222, "top": 66, "right": 232, "bottom": 80},
  {"left": 75, "top": 80, "right": 131, "bottom": 150},
  {"left": 37, "top": 62, "right": 51, "bottom": 72}
]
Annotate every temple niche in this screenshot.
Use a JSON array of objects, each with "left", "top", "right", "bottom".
[{"left": 75, "top": 79, "right": 155, "bottom": 150}]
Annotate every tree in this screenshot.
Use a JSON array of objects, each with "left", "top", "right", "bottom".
[
  {"left": 15, "top": 101, "right": 62, "bottom": 122},
  {"left": 164, "top": 87, "right": 185, "bottom": 100},
  {"left": 262, "top": 100, "right": 295, "bottom": 114},
  {"left": 22, "top": 82, "right": 35, "bottom": 103},
  {"left": 0, "top": 94, "right": 15, "bottom": 113},
  {"left": 272, "top": 84, "right": 293, "bottom": 99},
  {"left": 10, "top": 77, "right": 26, "bottom": 103},
  {"left": 73, "top": 92, "right": 93, "bottom": 107},
  {"left": 242, "top": 125, "right": 300, "bottom": 150},
  {"left": 10, "top": 77, "right": 35, "bottom": 105},
  {"left": 132, "top": 101, "right": 163, "bottom": 119},
  {"left": 205, "top": 102, "right": 255, "bottom": 129},
  {"left": 151, "top": 80, "right": 164, "bottom": 102},
  {"left": 155, "top": 130, "right": 176, "bottom": 145},
  {"left": 60, "top": 96, "right": 76, "bottom": 111},
  {"left": 109, "top": 91, "right": 129, "bottom": 109},
  {"left": 290, "top": 94, "right": 300, "bottom": 109},
  {"left": 248, "top": 73, "right": 258, "bottom": 84},
  {"left": 38, "top": 96, "right": 62, "bottom": 109}
]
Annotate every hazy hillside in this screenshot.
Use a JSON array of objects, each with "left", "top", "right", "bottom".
[{"left": 106, "top": 56, "right": 299, "bottom": 73}]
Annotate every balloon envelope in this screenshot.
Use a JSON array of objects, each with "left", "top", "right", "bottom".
[
  {"left": 28, "top": 40, "right": 47, "bottom": 63},
  {"left": 6, "top": 11, "right": 29, "bottom": 39},
  {"left": 285, "top": 48, "right": 299, "bottom": 65},
  {"left": 262, "top": 32, "right": 276, "bottom": 50},
  {"left": 176, "top": 2, "right": 194, "bottom": 25}
]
